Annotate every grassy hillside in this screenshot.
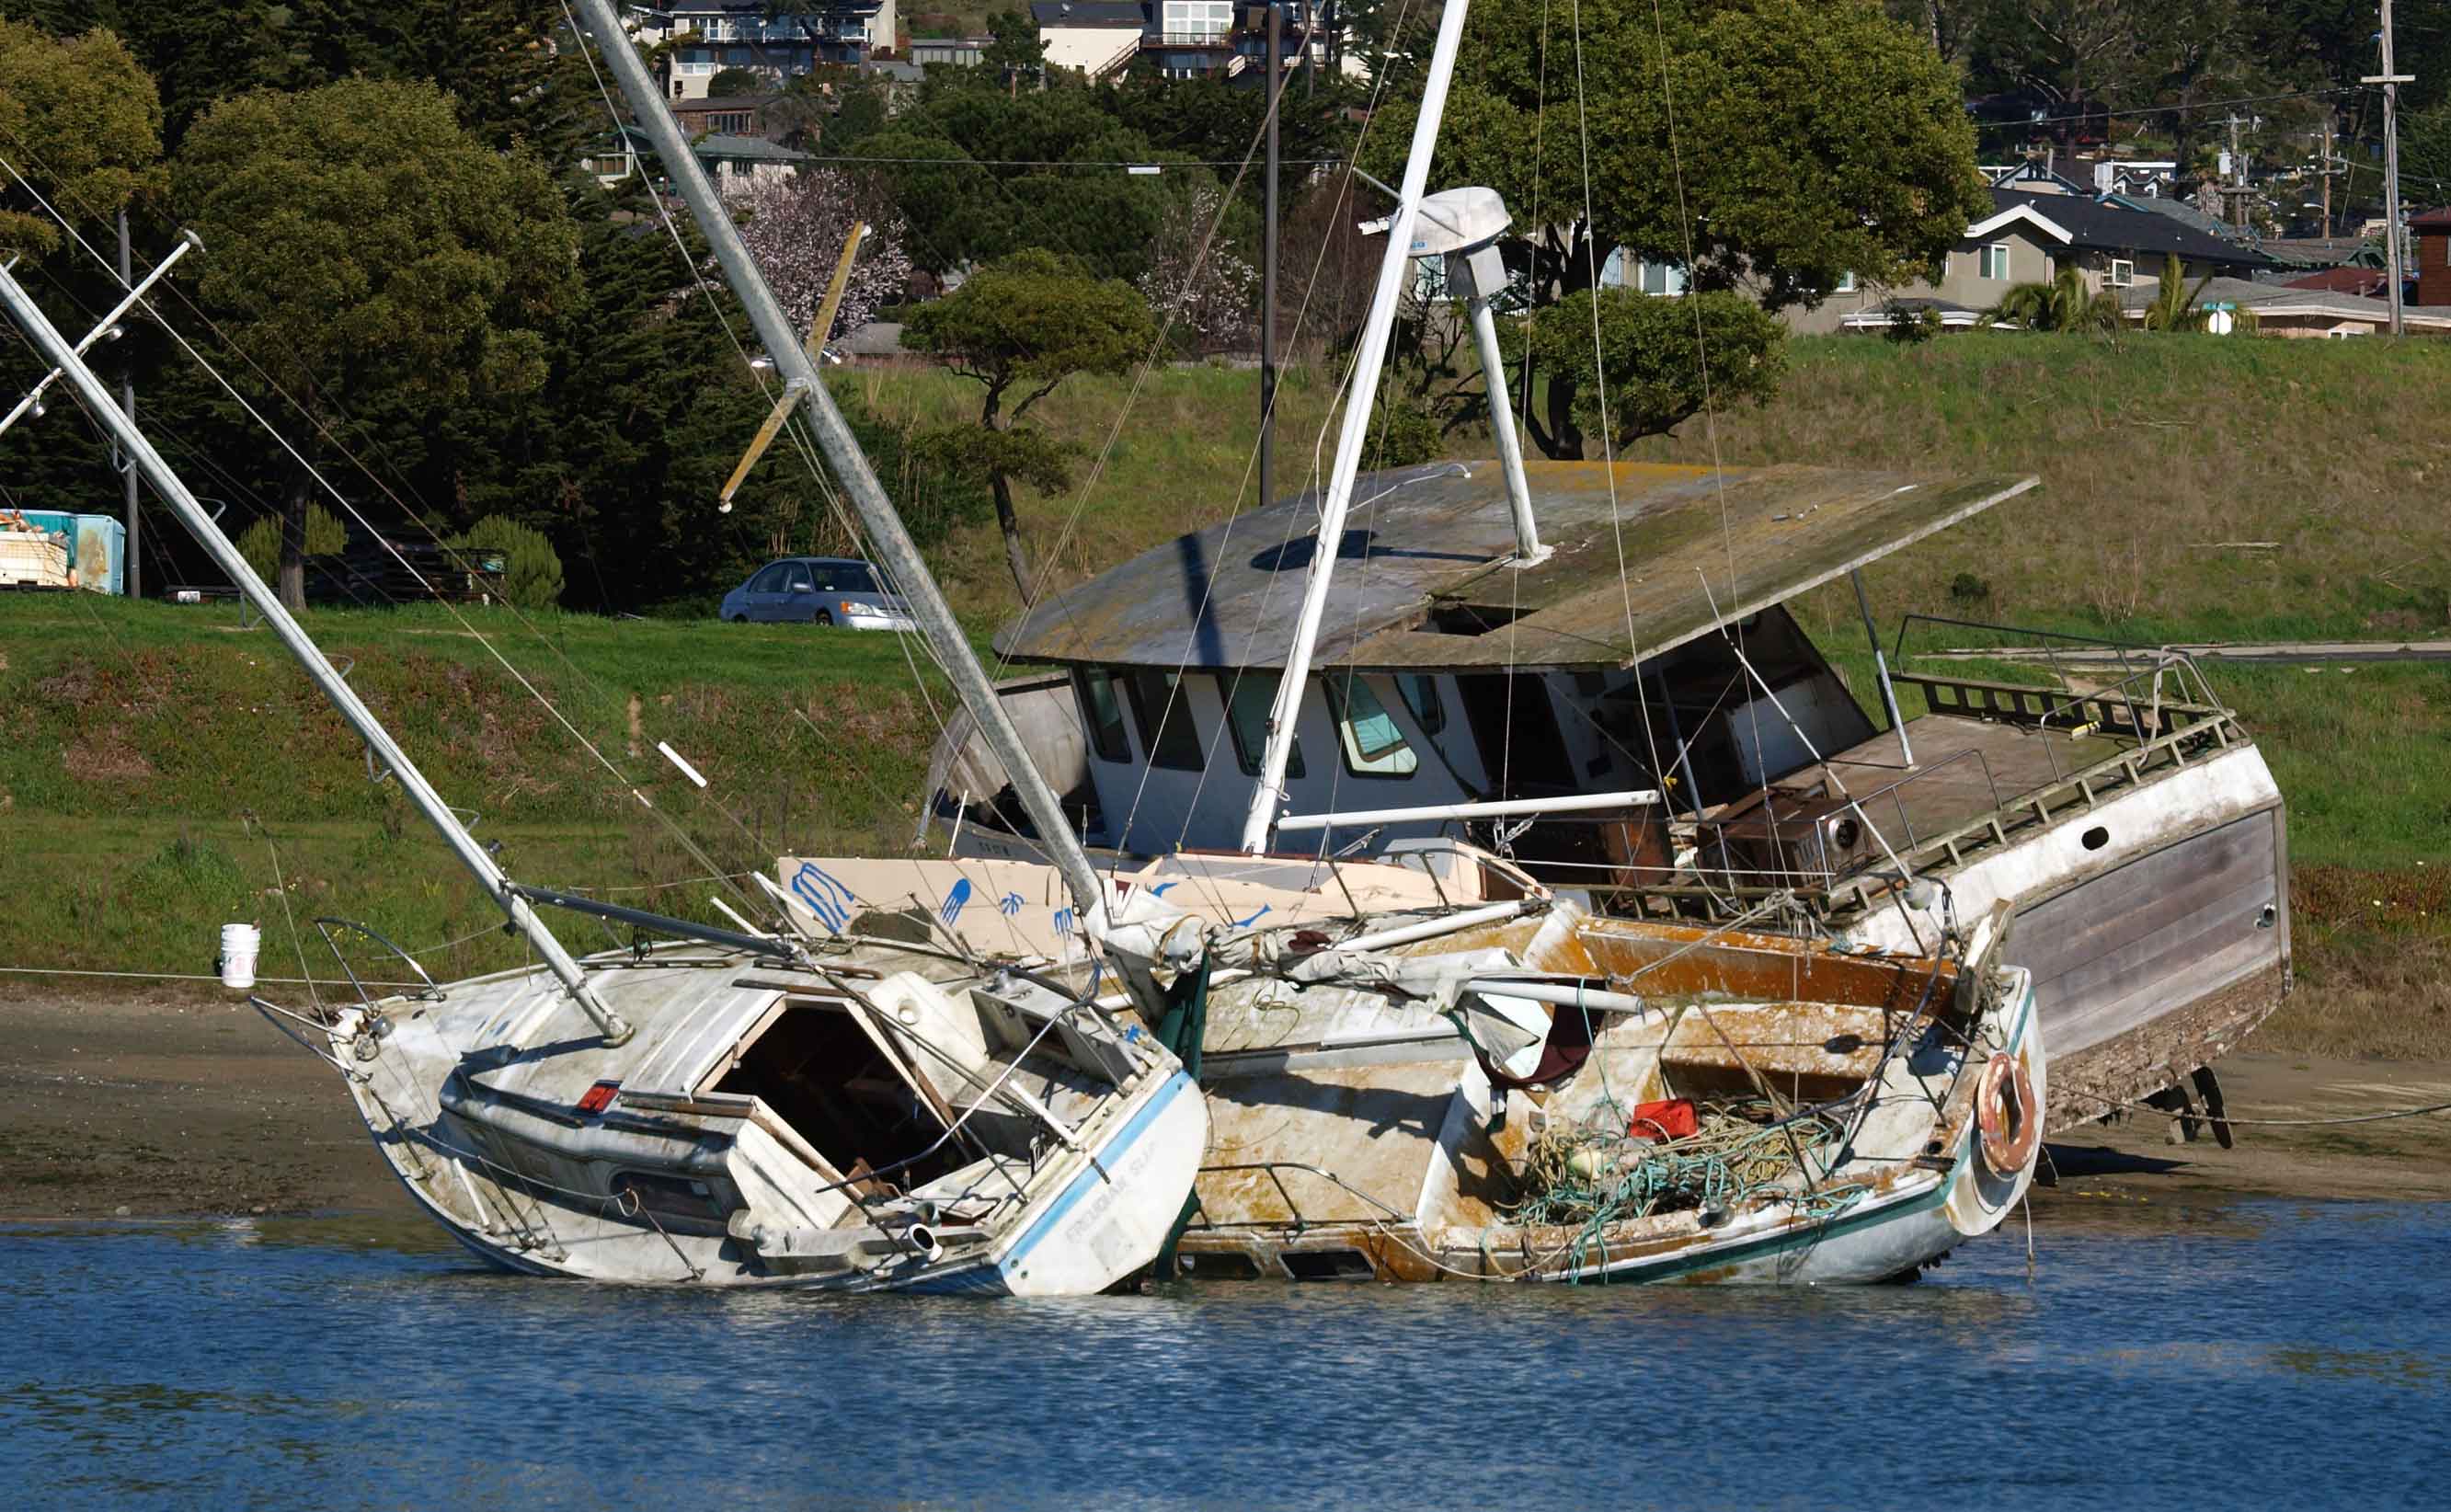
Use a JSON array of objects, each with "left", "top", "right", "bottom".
[
  {"left": 6, "top": 335, "right": 2446, "bottom": 1054},
  {"left": 853, "top": 335, "right": 2451, "bottom": 649}
]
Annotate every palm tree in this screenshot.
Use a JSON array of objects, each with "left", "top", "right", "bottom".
[
  {"left": 1981, "top": 264, "right": 2124, "bottom": 334},
  {"left": 2140, "top": 253, "right": 2216, "bottom": 331}
]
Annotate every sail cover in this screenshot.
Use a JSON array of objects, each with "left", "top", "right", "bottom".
[{"left": 995, "top": 461, "right": 2036, "bottom": 671}]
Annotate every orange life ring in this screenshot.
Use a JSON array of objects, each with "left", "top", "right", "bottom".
[{"left": 1976, "top": 1053, "right": 2040, "bottom": 1178}]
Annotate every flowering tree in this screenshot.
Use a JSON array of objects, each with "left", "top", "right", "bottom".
[
  {"left": 734, "top": 167, "right": 911, "bottom": 349},
  {"left": 1136, "top": 188, "right": 1258, "bottom": 354}
]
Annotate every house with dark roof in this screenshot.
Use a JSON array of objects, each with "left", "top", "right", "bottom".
[
  {"left": 1792, "top": 186, "right": 2273, "bottom": 335},
  {"left": 1031, "top": 0, "right": 1328, "bottom": 84}
]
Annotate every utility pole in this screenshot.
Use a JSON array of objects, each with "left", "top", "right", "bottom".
[
  {"left": 1258, "top": 2, "right": 1280, "bottom": 514},
  {"left": 2368, "top": 0, "right": 2414, "bottom": 336},
  {"left": 118, "top": 209, "right": 139, "bottom": 600},
  {"left": 2318, "top": 114, "right": 2339, "bottom": 238},
  {"left": 2223, "top": 111, "right": 2251, "bottom": 230}
]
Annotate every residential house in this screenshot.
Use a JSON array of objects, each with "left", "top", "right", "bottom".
[
  {"left": 2116, "top": 275, "right": 2451, "bottom": 338},
  {"left": 1032, "top": 1, "right": 1326, "bottom": 84},
  {"left": 579, "top": 123, "right": 811, "bottom": 197},
  {"left": 910, "top": 37, "right": 990, "bottom": 67},
  {"left": 1787, "top": 186, "right": 2273, "bottom": 335},
  {"left": 627, "top": 2, "right": 897, "bottom": 98},
  {"left": 698, "top": 134, "right": 813, "bottom": 196},
  {"left": 2411, "top": 206, "right": 2451, "bottom": 306},
  {"left": 672, "top": 94, "right": 784, "bottom": 139}
]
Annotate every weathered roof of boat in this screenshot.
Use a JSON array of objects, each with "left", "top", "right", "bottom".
[{"left": 995, "top": 461, "right": 2037, "bottom": 671}]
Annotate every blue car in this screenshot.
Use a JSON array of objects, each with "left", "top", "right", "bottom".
[{"left": 719, "top": 556, "right": 916, "bottom": 630}]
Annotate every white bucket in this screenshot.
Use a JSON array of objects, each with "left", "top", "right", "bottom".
[{"left": 218, "top": 922, "right": 261, "bottom": 991}]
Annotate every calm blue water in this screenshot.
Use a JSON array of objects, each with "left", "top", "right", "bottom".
[{"left": 2, "top": 1198, "right": 2443, "bottom": 1509}]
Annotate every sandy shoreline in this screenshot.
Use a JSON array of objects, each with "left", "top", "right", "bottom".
[{"left": 5, "top": 980, "right": 2448, "bottom": 1226}]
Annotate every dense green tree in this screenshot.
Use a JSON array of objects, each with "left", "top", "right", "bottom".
[
  {"left": 707, "top": 66, "right": 763, "bottom": 97},
  {"left": 0, "top": 20, "right": 163, "bottom": 259},
  {"left": 902, "top": 249, "right": 1154, "bottom": 598},
  {"left": 859, "top": 88, "right": 1190, "bottom": 280},
  {"left": 1520, "top": 289, "right": 1787, "bottom": 456},
  {"left": 1364, "top": 0, "right": 1984, "bottom": 456},
  {"left": 173, "top": 78, "right": 578, "bottom": 608},
  {"left": 981, "top": 9, "right": 1048, "bottom": 91}
]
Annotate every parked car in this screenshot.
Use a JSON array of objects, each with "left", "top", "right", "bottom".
[{"left": 719, "top": 556, "right": 915, "bottom": 630}]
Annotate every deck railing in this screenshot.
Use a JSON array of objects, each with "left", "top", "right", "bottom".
[{"left": 1410, "top": 620, "right": 2249, "bottom": 922}]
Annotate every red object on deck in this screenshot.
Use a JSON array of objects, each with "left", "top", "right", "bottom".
[{"left": 1626, "top": 1098, "right": 1698, "bottom": 1141}]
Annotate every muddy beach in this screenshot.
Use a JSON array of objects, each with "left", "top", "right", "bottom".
[{"left": 5, "top": 978, "right": 2446, "bottom": 1225}]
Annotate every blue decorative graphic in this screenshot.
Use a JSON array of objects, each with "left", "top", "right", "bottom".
[
  {"left": 998, "top": 891, "right": 1025, "bottom": 917},
  {"left": 1230, "top": 902, "right": 1273, "bottom": 929},
  {"left": 938, "top": 877, "right": 973, "bottom": 927},
  {"left": 1151, "top": 881, "right": 1180, "bottom": 898},
  {"left": 790, "top": 862, "right": 856, "bottom": 934},
  {"left": 1052, "top": 907, "right": 1078, "bottom": 944}
]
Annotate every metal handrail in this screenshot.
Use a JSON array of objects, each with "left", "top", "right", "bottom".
[{"left": 1189, "top": 1161, "right": 1409, "bottom": 1235}]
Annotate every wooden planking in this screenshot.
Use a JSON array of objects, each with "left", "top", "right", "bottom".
[{"left": 2014, "top": 813, "right": 2281, "bottom": 1057}]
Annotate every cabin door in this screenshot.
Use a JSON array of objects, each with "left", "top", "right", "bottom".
[{"left": 1455, "top": 673, "right": 1573, "bottom": 797}]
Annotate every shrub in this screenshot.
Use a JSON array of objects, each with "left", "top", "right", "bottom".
[
  {"left": 235, "top": 504, "right": 347, "bottom": 581},
  {"left": 455, "top": 515, "right": 565, "bottom": 610}
]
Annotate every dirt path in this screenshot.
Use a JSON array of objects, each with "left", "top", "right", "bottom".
[
  {"left": 0, "top": 981, "right": 397, "bottom": 1221},
  {"left": 4, "top": 985, "right": 2446, "bottom": 1223}
]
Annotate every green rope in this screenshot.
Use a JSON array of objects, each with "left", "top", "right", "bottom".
[
  {"left": 1151, "top": 954, "right": 1211, "bottom": 1279},
  {"left": 1515, "top": 1094, "right": 1871, "bottom": 1278}
]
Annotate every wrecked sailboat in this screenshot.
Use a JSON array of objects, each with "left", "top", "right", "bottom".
[
  {"left": 0, "top": 0, "right": 1211, "bottom": 1294},
  {"left": 1177, "top": 899, "right": 2043, "bottom": 1284}
]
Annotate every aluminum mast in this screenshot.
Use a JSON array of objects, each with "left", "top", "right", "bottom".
[
  {"left": 1238, "top": 0, "right": 1473, "bottom": 854},
  {"left": 568, "top": 0, "right": 1107, "bottom": 920}
]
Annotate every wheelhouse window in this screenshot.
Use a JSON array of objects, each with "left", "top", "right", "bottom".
[
  {"left": 1329, "top": 675, "right": 1419, "bottom": 778},
  {"left": 1220, "top": 671, "right": 1303, "bottom": 778},
  {"left": 1396, "top": 674, "right": 1445, "bottom": 736},
  {"left": 1077, "top": 668, "right": 1129, "bottom": 763},
  {"left": 1126, "top": 670, "right": 1203, "bottom": 770}
]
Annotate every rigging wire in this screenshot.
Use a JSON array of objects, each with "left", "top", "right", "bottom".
[{"left": 0, "top": 145, "right": 772, "bottom": 922}]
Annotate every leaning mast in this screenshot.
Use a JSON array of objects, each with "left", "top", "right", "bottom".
[{"left": 567, "top": 0, "right": 1109, "bottom": 920}]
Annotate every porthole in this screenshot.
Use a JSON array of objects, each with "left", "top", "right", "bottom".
[{"left": 2080, "top": 826, "right": 2109, "bottom": 852}]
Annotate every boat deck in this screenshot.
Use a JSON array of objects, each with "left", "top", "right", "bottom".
[{"left": 1798, "top": 713, "right": 2129, "bottom": 855}]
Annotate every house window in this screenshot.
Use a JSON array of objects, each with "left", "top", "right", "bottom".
[
  {"left": 1835, "top": 270, "right": 1857, "bottom": 293},
  {"left": 1328, "top": 676, "right": 1419, "bottom": 778},
  {"left": 1077, "top": 669, "right": 1129, "bottom": 763},
  {"left": 1979, "top": 242, "right": 2011, "bottom": 281},
  {"left": 1126, "top": 670, "right": 1203, "bottom": 771},
  {"left": 1637, "top": 259, "right": 1687, "bottom": 297},
  {"left": 1162, "top": 0, "right": 1233, "bottom": 39},
  {"left": 1220, "top": 672, "right": 1303, "bottom": 778},
  {"left": 2109, "top": 258, "right": 2135, "bottom": 286},
  {"left": 708, "top": 111, "right": 750, "bottom": 133}
]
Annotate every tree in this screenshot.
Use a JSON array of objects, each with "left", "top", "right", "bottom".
[
  {"left": 901, "top": 249, "right": 1154, "bottom": 598},
  {"left": 1522, "top": 290, "right": 1787, "bottom": 455},
  {"left": 734, "top": 167, "right": 912, "bottom": 348},
  {"left": 858, "top": 88, "right": 1188, "bottom": 281},
  {"left": 0, "top": 20, "right": 163, "bottom": 260},
  {"left": 1365, "top": 0, "right": 1986, "bottom": 457},
  {"left": 707, "top": 65, "right": 763, "bottom": 97},
  {"left": 981, "top": 9, "right": 1048, "bottom": 93},
  {"left": 2138, "top": 252, "right": 2215, "bottom": 330},
  {"left": 237, "top": 501, "right": 346, "bottom": 582},
  {"left": 173, "top": 78, "right": 578, "bottom": 609},
  {"left": 1981, "top": 264, "right": 2124, "bottom": 332},
  {"left": 1138, "top": 187, "right": 1259, "bottom": 353}
]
